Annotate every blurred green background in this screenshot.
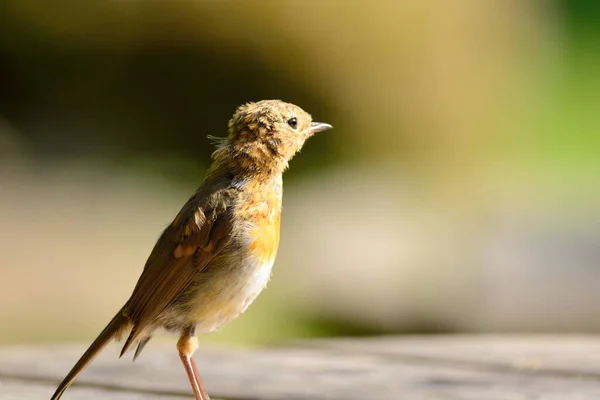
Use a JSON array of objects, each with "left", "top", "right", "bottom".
[{"left": 0, "top": 0, "right": 599, "bottom": 347}]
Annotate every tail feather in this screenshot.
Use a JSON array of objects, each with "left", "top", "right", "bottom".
[
  {"left": 50, "top": 312, "right": 127, "bottom": 400},
  {"left": 119, "top": 326, "right": 139, "bottom": 358}
]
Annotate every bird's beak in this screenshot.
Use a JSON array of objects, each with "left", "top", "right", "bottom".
[{"left": 310, "top": 122, "right": 333, "bottom": 134}]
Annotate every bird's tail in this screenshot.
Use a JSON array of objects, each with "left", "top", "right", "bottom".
[{"left": 50, "top": 311, "right": 128, "bottom": 400}]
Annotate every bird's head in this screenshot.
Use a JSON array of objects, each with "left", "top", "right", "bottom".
[{"left": 211, "top": 100, "right": 332, "bottom": 176}]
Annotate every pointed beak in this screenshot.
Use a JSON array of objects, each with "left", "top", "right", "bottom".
[{"left": 310, "top": 122, "right": 333, "bottom": 134}]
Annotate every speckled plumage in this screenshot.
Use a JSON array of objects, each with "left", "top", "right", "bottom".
[{"left": 51, "top": 100, "right": 332, "bottom": 400}]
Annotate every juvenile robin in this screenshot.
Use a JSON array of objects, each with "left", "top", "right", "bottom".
[{"left": 50, "top": 100, "right": 332, "bottom": 400}]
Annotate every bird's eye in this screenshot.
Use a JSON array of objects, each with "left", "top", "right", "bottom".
[{"left": 287, "top": 117, "right": 298, "bottom": 129}]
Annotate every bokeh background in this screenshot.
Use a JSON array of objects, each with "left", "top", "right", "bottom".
[{"left": 0, "top": 0, "right": 599, "bottom": 346}]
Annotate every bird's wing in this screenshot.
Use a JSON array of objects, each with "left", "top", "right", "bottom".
[{"left": 121, "top": 192, "right": 235, "bottom": 353}]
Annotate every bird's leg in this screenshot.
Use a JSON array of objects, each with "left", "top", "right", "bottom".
[{"left": 177, "top": 326, "right": 210, "bottom": 400}]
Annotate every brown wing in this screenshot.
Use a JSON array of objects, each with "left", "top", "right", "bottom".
[{"left": 120, "top": 193, "right": 235, "bottom": 354}]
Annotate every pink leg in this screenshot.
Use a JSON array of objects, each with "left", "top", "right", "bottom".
[{"left": 177, "top": 332, "right": 210, "bottom": 400}]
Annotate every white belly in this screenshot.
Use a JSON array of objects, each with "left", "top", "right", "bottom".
[{"left": 192, "top": 258, "right": 275, "bottom": 333}]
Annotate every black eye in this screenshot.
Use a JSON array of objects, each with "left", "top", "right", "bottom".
[{"left": 287, "top": 117, "right": 298, "bottom": 129}]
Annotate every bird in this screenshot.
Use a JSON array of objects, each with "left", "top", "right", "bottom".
[{"left": 50, "top": 99, "right": 332, "bottom": 400}]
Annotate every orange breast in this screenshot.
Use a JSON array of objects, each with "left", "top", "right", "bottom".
[
  {"left": 249, "top": 212, "right": 281, "bottom": 264},
  {"left": 235, "top": 175, "right": 283, "bottom": 264}
]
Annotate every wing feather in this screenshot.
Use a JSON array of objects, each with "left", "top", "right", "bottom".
[{"left": 120, "top": 192, "right": 235, "bottom": 354}]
